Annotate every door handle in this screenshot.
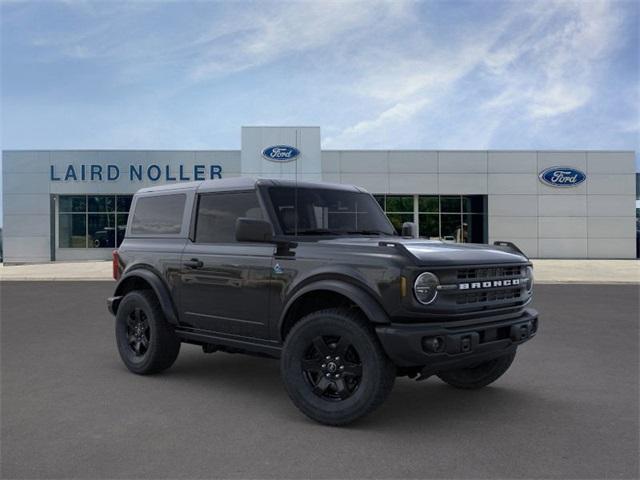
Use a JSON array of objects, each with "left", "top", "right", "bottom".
[{"left": 184, "top": 258, "right": 203, "bottom": 269}]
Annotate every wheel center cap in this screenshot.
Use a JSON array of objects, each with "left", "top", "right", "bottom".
[{"left": 327, "top": 362, "right": 337, "bottom": 373}]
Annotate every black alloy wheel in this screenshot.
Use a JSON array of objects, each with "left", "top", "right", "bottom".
[
  {"left": 115, "top": 290, "right": 181, "bottom": 375},
  {"left": 301, "top": 335, "right": 363, "bottom": 401},
  {"left": 126, "top": 307, "right": 150, "bottom": 357},
  {"left": 281, "top": 308, "right": 395, "bottom": 426}
]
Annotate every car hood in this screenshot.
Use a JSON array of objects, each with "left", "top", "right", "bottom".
[{"left": 317, "top": 237, "right": 528, "bottom": 266}]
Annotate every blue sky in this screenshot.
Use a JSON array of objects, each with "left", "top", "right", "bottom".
[{"left": 1, "top": 0, "right": 639, "bottom": 224}]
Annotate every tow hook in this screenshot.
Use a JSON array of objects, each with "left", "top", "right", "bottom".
[{"left": 510, "top": 322, "right": 533, "bottom": 341}]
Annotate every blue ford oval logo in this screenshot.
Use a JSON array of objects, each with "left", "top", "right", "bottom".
[
  {"left": 538, "top": 166, "right": 586, "bottom": 187},
  {"left": 261, "top": 145, "right": 300, "bottom": 162}
]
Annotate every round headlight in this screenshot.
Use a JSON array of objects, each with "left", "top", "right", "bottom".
[
  {"left": 414, "top": 272, "right": 439, "bottom": 305},
  {"left": 525, "top": 266, "right": 534, "bottom": 293}
]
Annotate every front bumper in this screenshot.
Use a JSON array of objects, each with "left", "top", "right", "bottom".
[{"left": 376, "top": 308, "right": 538, "bottom": 370}]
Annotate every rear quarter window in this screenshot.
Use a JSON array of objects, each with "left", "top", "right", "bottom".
[{"left": 130, "top": 193, "right": 186, "bottom": 235}]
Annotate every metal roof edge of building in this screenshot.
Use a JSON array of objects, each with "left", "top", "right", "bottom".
[
  {"left": 1, "top": 149, "right": 241, "bottom": 153},
  {"left": 320, "top": 149, "right": 638, "bottom": 153},
  {"left": 241, "top": 125, "right": 321, "bottom": 129},
  {"left": 2, "top": 148, "right": 636, "bottom": 153}
]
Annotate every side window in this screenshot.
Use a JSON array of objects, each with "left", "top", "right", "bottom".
[
  {"left": 130, "top": 194, "right": 186, "bottom": 235},
  {"left": 195, "top": 191, "right": 263, "bottom": 243}
]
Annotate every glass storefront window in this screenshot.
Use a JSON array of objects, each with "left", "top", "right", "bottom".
[
  {"left": 418, "top": 196, "right": 439, "bottom": 213},
  {"left": 441, "top": 214, "right": 462, "bottom": 241},
  {"left": 418, "top": 214, "right": 439, "bottom": 239},
  {"left": 385, "top": 196, "right": 413, "bottom": 213},
  {"left": 59, "top": 214, "right": 87, "bottom": 248},
  {"left": 464, "top": 213, "right": 486, "bottom": 243},
  {"left": 59, "top": 196, "right": 86, "bottom": 213},
  {"left": 58, "top": 195, "right": 132, "bottom": 248},
  {"left": 378, "top": 194, "right": 487, "bottom": 243},
  {"left": 88, "top": 195, "right": 115, "bottom": 212},
  {"left": 117, "top": 196, "right": 132, "bottom": 213},
  {"left": 440, "top": 196, "right": 461, "bottom": 213},
  {"left": 88, "top": 214, "right": 116, "bottom": 248},
  {"left": 463, "top": 195, "right": 486, "bottom": 214}
]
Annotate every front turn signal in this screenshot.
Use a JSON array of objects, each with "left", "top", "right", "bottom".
[{"left": 400, "top": 276, "right": 407, "bottom": 297}]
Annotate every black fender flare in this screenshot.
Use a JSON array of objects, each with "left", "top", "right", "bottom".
[
  {"left": 113, "top": 268, "right": 179, "bottom": 325},
  {"left": 278, "top": 279, "right": 390, "bottom": 338}
]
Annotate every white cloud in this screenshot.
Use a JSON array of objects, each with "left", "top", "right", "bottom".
[
  {"left": 323, "top": 39, "right": 498, "bottom": 146},
  {"left": 190, "top": 1, "right": 410, "bottom": 79},
  {"left": 538, "top": 3, "right": 621, "bottom": 113},
  {"left": 528, "top": 84, "right": 592, "bottom": 118},
  {"left": 325, "top": 0, "right": 628, "bottom": 147},
  {"left": 22, "top": 0, "right": 412, "bottom": 81},
  {"left": 3, "top": 0, "right": 636, "bottom": 152},
  {"left": 325, "top": 98, "right": 429, "bottom": 147}
]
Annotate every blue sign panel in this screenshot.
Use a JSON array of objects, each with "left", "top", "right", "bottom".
[
  {"left": 538, "top": 166, "right": 586, "bottom": 188},
  {"left": 261, "top": 145, "right": 300, "bottom": 162}
]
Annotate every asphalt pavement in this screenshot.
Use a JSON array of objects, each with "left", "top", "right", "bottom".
[{"left": 1, "top": 282, "right": 638, "bottom": 479}]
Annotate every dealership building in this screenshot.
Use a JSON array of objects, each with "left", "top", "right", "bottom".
[{"left": 2, "top": 126, "right": 637, "bottom": 263}]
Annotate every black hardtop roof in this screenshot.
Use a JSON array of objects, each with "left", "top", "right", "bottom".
[{"left": 135, "top": 177, "right": 365, "bottom": 195}]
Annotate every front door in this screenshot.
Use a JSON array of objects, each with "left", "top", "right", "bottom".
[{"left": 177, "top": 190, "right": 274, "bottom": 339}]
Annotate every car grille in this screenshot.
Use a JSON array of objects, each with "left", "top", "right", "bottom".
[
  {"left": 457, "top": 266, "right": 523, "bottom": 281},
  {"left": 427, "top": 264, "right": 531, "bottom": 318},
  {"left": 456, "top": 286, "right": 522, "bottom": 305}
]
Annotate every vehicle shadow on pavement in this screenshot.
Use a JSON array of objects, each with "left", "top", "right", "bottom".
[
  {"left": 365, "top": 379, "right": 544, "bottom": 428},
  {"left": 135, "top": 345, "right": 558, "bottom": 430}
]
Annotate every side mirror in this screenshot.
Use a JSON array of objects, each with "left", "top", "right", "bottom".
[
  {"left": 401, "top": 222, "right": 416, "bottom": 238},
  {"left": 235, "top": 218, "right": 273, "bottom": 243}
]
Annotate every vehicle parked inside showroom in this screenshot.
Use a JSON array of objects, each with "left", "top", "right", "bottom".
[{"left": 107, "top": 177, "right": 538, "bottom": 425}]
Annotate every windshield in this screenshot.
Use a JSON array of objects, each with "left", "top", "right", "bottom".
[{"left": 267, "top": 186, "right": 396, "bottom": 236}]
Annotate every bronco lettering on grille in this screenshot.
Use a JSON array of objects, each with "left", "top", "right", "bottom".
[{"left": 459, "top": 279, "right": 520, "bottom": 290}]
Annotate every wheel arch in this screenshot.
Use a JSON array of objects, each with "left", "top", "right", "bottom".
[
  {"left": 113, "top": 268, "right": 179, "bottom": 325},
  {"left": 279, "top": 279, "right": 390, "bottom": 341}
]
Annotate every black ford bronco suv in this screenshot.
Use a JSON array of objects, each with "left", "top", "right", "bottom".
[{"left": 108, "top": 177, "right": 538, "bottom": 425}]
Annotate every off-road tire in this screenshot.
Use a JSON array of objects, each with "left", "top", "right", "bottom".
[
  {"left": 437, "top": 350, "right": 516, "bottom": 389},
  {"left": 281, "top": 308, "right": 396, "bottom": 426},
  {"left": 115, "top": 290, "right": 181, "bottom": 375}
]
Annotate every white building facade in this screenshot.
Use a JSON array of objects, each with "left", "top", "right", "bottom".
[{"left": 2, "top": 126, "right": 637, "bottom": 263}]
